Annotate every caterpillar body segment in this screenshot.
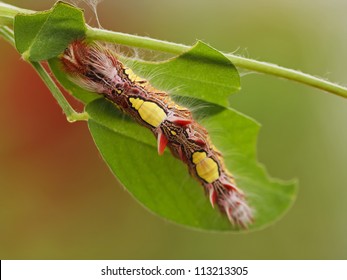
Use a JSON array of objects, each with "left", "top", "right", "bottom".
[{"left": 61, "top": 40, "right": 253, "bottom": 228}]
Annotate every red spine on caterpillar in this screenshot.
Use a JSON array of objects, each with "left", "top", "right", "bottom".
[{"left": 60, "top": 40, "right": 253, "bottom": 228}]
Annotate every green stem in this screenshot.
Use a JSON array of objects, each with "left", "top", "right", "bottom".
[
  {"left": 86, "top": 27, "right": 187, "bottom": 55},
  {"left": 87, "top": 27, "right": 347, "bottom": 99},
  {"left": 226, "top": 55, "right": 347, "bottom": 98},
  {"left": 0, "top": 25, "right": 14, "bottom": 45},
  {"left": 0, "top": 2, "right": 33, "bottom": 25},
  {"left": 1, "top": 2, "right": 347, "bottom": 99},
  {"left": 31, "top": 61, "right": 89, "bottom": 122}
]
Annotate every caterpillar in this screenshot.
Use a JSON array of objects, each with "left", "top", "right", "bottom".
[{"left": 60, "top": 40, "right": 253, "bottom": 228}]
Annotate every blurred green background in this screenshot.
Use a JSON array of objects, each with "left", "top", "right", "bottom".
[{"left": 1, "top": 0, "right": 347, "bottom": 259}]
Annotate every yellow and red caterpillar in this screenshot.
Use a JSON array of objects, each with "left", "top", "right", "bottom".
[{"left": 61, "top": 40, "right": 253, "bottom": 228}]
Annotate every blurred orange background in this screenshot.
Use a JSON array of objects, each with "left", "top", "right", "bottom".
[{"left": 1, "top": 0, "right": 347, "bottom": 259}]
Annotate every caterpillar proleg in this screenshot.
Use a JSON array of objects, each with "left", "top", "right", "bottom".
[{"left": 61, "top": 40, "right": 253, "bottom": 228}]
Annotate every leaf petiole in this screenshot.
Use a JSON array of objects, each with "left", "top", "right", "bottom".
[
  {"left": 0, "top": 25, "right": 14, "bottom": 45},
  {"left": 31, "top": 61, "right": 89, "bottom": 122}
]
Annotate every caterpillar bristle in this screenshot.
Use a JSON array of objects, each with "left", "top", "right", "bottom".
[{"left": 219, "top": 189, "right": 253, "bottom": 228}]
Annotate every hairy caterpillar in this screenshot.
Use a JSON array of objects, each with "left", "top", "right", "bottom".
[{"left": 60, "top": 40, "right": 253, "bottom": 228}]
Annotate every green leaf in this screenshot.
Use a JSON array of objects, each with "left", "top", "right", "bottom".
[
  {"left": 14, "top": 1, "right": 86, "bottom": 61},
  {"left": 86, "top": 98, "right": 297, "bottom": 231},
  {"left": 126, "top": 41, "right": 240, "bottom": 107}
]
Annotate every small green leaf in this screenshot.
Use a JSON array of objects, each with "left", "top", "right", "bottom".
[
  {"left": 14, "top": 1, "right": 86, "bottom": 61},
  {"left": 125, "top": 41, "right": 240, "bottom": 107},
  {"left": 86, "top": 98, "right": 297, "bottom": 231}
]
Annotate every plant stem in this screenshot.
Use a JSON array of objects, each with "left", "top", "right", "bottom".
[
  {"left": 31, "top": 61, "right": 89, "bottom": 122},
  {"left": 226, "top": 56, "right": 347, "bottom": 98},
  {"left": 86, "top": 27, "right": 187, "bottom": 55},
  {"left": 0, "top": 25, "right": 14, "bottom": 45},
  {"left": 86, "top": 27, "right": 347, "bottom": 99},
  {"left": 1, "top": 2, "right": 347, "bottom": 99},
  {"left": 0, "top": 2, "right": 33, "bottom": 25}
]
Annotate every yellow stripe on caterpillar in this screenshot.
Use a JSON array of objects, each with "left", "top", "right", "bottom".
[
  {"left": 192, "top": 151, "right": 220, "bottom": 183},
  {"left": 129, "top": 97, "right": 167, "bottom": 127},
  {"left": 124, "top": 68, "right": 146, "bottom": 84}
]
